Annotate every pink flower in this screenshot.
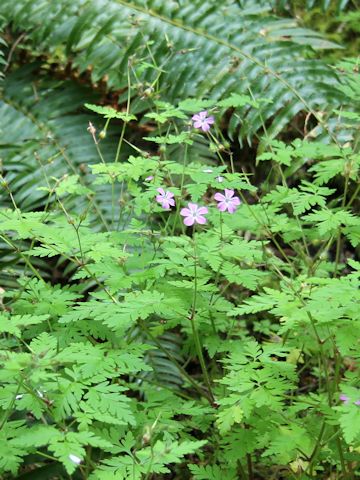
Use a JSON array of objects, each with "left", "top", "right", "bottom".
[
  {"left": 192, "top": 111, "right": 215, "bottom": 132},
  {"left": 145, "top": 175, "right": 154, "bottom": 182},
  {"left": 340, "top": 394, "right": 360, "bottom": 406},
  {"left": 180, "top": 203, "right": 208, "bottom": 226},
  {"left": 214, "top": 189, "right": 241, "bottom": 213},
  {"left": 156, "top": 188, "right": 175, "bottom": 210}
]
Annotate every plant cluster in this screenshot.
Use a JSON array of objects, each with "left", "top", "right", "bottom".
[
  {"left": 0, "top": 91, "right": 359, "bottom": 478},
  {"left": 0, "top": 1, "right": 359, "bottom": 479}
]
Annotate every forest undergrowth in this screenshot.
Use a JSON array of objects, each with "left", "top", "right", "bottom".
[{"left": 0, "top": 1, "right": 359, "bottom": 479}]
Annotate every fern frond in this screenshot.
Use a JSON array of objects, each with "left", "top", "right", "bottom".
[
  {"left": 0, "top": 0, "right": 345, "bottom": 140},
  {"left": 0, "top": 67, "right": 118, "bottom": 216},
  {"left": 0, "top": 20, "right": 6, "bottom": 81}
]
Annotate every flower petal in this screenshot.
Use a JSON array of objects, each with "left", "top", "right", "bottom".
[
  {"left": 227, "top": 204, "right": 237, "bottom": 214},
  {"left": 180, "top": 208, "right": 191, "bottom": 217},
  {"left": 196, "top": 215, "right": 207, "bottom": 224},
  {"left": 192, "top": 114, "right": 200, "bottom": 121},
  {"left": 224, "top": 189, "right": 235, "bottom": 198},
  {"left": 161, "top": 200, "right": 171, "bottom": 210},
  {"left": 157, "top": 188, "right": 165, "bottom": 195},
  {"left": 214, "top": 192, "right": 225, "bottom": 202},
  {"left": 206, "top": 116, "right": 215, "bottom": 124},
  {"left": 193, "top": 121, "right": 203, "bottom": 129},
  {"left": 197, "top": 206, "right": 208, "bottom": 215},
  {"left": 168, "top": 198, "right": 175, "bottom": 207},
  {"left": 184, "top": 216, "right": 195, "bottom": 226},
  {"left": 232, "top": 197, "right": 241, "bottom": 206},
  {"left": 199, "top": 111, "right": 208, "bottom": 119},
  {"left": 217, "top": 202, "right": 228, "bottom": 212},
  {"left": 187, "top": 203, "right": 199, "bottom": 213},
  {"left": 201, "top": 123, "right": 211, "bottom": 132}
]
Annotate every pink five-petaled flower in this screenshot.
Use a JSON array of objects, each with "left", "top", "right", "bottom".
[
  {"left": 214, "top": 189, "right": 241, "bottom": 214},
  {"left": 180, "top": 203, "right": 208, "bottom": 226},
  {"left": 156, "top": 188, "right": 175, "bottom": 210},
  {"left": 192, "top": 111, "right": 215, "bottom": 132}
]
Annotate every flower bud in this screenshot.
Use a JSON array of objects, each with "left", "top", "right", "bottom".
[
  {"left": 69, "top": 454, "right": 82, "bottom": 465},
  {"left": 142, "top": 87, "right": 154, "bottom": 98},
  {"left": 142, "top": 426, "right": 151, "bottom": 445}
]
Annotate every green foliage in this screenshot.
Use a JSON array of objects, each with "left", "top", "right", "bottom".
[
  {"left": 0, "top": 0, "right": 346, "bottom": 142},
  {"left": 275, "top": 0, "right": 359, "bottom": 60},
  {"left": 0, "top": 2, "right": 359, "bottom": 479},
  {"left": 0, "top": 98, "right": 359, "bottom": 477}
]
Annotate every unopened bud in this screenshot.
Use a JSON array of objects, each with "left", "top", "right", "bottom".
[
  {"left": 142, "top": 426, "right": 151, "bottom": 445},
  {"left": 142, "top": 87, "right": 154, "bottom": 98},
  {"left": 69, "top": 454, "right": 82, "bottom": 465}
]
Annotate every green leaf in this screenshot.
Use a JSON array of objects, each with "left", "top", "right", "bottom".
[
  {"left": 178, "top": 99, "right": 215, "bottom": 112},
  {"left": 85, "top": 104, "right": 136, "bottom": 122},
  {"left": 216, "top": 405, "right": 243, "bottom": 435},
  {"left": 218, "top": 93, "right": 264, "bottom": 109},
  {"left": 302, "top": 209, "right": 358, "bottom": 236},
  {"left": 339, "top": 408, "right": 360, "bottom": 444},
  {"left": 145, "top": 132, "right": 193, "bottom": 145},
  {"left": 54, "top": 175, "right": 93, "bottom": 197},
  {"left": 0, "top": 313, "right": 49, "bottom": 337},
  {"left": 189, "top": 464, "right": 237, "bottom": 480}
]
